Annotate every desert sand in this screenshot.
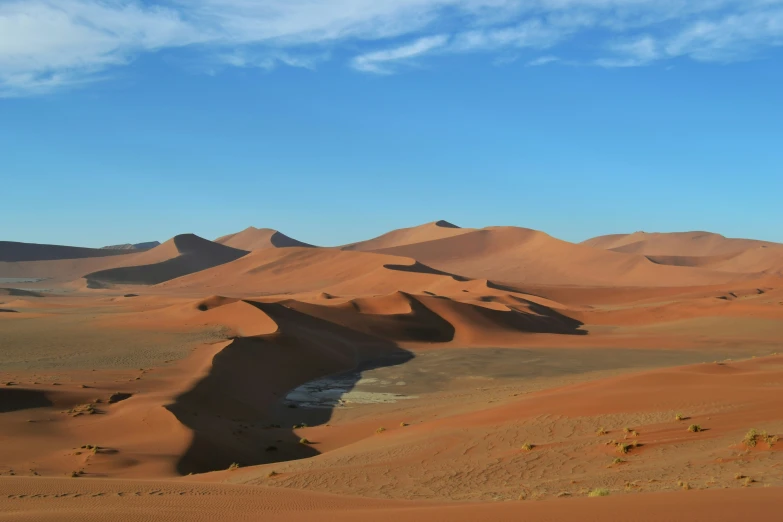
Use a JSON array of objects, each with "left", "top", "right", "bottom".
[{"left": 2, "top": 222, "right": 782, "bottom": 521}]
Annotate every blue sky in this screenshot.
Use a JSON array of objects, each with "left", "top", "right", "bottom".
[{"left": 1, "top": 0, "right": 782, "bottom": 247}]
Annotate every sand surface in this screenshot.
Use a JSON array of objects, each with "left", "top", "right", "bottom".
[{"left": 1, "top": 222, "right": 782, "bottom": 520}]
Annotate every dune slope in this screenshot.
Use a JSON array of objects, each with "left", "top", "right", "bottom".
[
  {"left": 341, "top": 220, "right": 473, "bottom": 251},
  {"left": 376, "top": 227, "right": 744, "bottom": 287},
  {"left": 216, "top": 227, "right": 314, "bottom": 250},
  {"left": 85, "top": 234, "right": 248, "bottom": 286}
]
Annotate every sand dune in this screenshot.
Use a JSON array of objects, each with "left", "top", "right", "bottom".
[
  {"left": 85, "top": 234, "right": 248, "bottom": 287},
  {"left": 375, "top": 226, "right": 746, "bottom": 287},
  {"left": 4, "top": 222, "right": 783, "bottom": 522},
  {"left": 216, "top": 227, "right": 314, "bottom": 250},
  {"left": 583, "top": 230, "right": 779, "bottom": 256},
  {"left": 341, "top": 220, "right": 473, "bottom": 251},
  {"left": 158, "top": 247, "right": 479, "bottom": 296},
  {"left": 0, "top": 241, "right": 132, "bottom": 262},
  {"left": 281, "top": 291, "right": 583, "bottom": 344}
]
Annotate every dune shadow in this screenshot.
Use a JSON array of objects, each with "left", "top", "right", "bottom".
[
  {"left": 167, "top": 302, "right": 414, "bottom": 475},
  {"left": 383, "top": 261, "right": 470, "bottom": 282},
  {"left": 0, "top": 388, "right": 53, "bottom": 413}
]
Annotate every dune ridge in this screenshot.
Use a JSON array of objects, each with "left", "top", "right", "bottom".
[
  {"left": 85, "top": 234, "right": 248, "bottom": 287},
  {"left": 341, "top": 220, "right": 473, "bottom": 251},
  {"left": 216, "top": 227, "right": 314, "bottom": 250}
]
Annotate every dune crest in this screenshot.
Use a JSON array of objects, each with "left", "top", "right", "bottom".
[
  {"left": 84, "top": 234, "right": 248, "bottom": 286},
  {"left": 341, "top": 220, "right": 473, "bottom": 251},
  {"left": 216, "top": 227, "right": 314, "bottom": 250}
]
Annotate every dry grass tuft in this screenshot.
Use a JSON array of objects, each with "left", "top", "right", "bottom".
[
  {"left": 588, "top": 488, "right": 610, "bottom": 497},
  {"left": 521, "top": 443, "right": 535, "bottom": 451},
  {"left": 228, "top": 462, "right": 240, "bottom": 471},
  {"left": 688, "top": 424, "right": 702, "bottom": 433}
]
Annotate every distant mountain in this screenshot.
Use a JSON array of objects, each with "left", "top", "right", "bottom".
[{"left": 101, "top": 241, "right": 161, "bottom": 251}]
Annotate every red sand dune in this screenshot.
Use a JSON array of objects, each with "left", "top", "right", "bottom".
[
  {"left": 583, "top": 230, "right": 780, "bottom": 256},
  {"left": 84, "top": 234, "right": 248, "bottom": 286},
  {"left": 374, "top": 226, "right": 747, "bottom": 286},
  {"left": 341, "top": 220, "right": 473, "bottom": 251},
  {"left": 215, "top": 227, "right": 314, "bottom": 250},
  {"left": 158, "top": 247, "right": 483, "bottom": 296},
  {"left": 3, "top": 222, "right": 783, "bottom": 522}
]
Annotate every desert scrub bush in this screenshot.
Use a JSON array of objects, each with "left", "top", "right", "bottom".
[
  {"left": 376, "top": 427, "right": 386, "bottom": 434},
  {"left": 675, "top": 413, "right": 685, "bottom": 421},
  {"left": 612, "top": 458, "right": 625, "bottom": 465},
  {"left": 743, "top": 429, "right": 779, "bottom": 448},
  {"left": 228, "top": 462, "right": 240, "bottom": 471},
  {"left": 743, "top": 477, "right": 755, "bottom": 487},
  {"left": 292, "top": 423, "right": 307, "bottom": 429},
  {"left": 588, "top": 488, "right": 610, "bottom": 497},
  {"left": 521, "top": 443, "right": 534, "bottom": 451},
  {"left": 688, "top": 424, "right": 702, "bottom": 433},
  {"left": 267, "top": 471, "right": 279, "bottom": 478},
  {"left": 616, "top": 443, "right": 631, "bottom": 454},
  {"left": 596, "top": 427, "right": 608, "bottom": 436},
  {"left": 299, "top": 438, "right": 311, "bottom": 445},
  {"left": 677, "top": 481, "right": 691, "bottom": 491},
  {"left": 623, "top": 427, "right": 632, "bottom": 434},
  {"left": 400, "top": 422, "right": 409, "bottom": 427}
]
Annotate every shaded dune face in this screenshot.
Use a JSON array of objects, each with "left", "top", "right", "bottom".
[
  {"left": 84, "top": 234, "right": 248, "bottom": 286},
  {"left": 168, "top": 301, "right": 414, "bottom": 474}
]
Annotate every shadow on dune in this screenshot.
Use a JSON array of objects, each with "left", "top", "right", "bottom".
[
  {"left": 167, "top": 292, "right": 585, "bottom": 475},
  {"left": 383, "top": 261, "right": 471, "bottom": 282},
  {"left": 0, "top": 388, "right": 53, "bottom": 413},
  {"left": 167, "top": 302, "right": 413, "bottom": 475}
]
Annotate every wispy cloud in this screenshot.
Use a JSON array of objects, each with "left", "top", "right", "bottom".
[
  {"left": 2, "top": 0, "right": 783, "bottom": 95},
  {"left": 352, "top": 35, "right": 449, "bottom": 74},
  {"left": 527, "top": 55, "right": 560, "bottom": 66}
]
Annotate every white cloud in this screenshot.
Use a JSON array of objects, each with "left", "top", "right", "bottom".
[
  {"left": 352, "top": 34, "right": 449, "bottom": 73},
  {"left": 2, "top": 0, "right": 783, "bottom": 95},
  {"left": 527, "top": 55, "right": 560, "bottom": 66}
]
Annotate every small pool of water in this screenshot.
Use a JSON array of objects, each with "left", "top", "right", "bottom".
[{"left": 285, "top": 375, "right": 417, "bottom": 409}]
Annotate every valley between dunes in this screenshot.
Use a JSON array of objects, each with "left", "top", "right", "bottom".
[{"left": 2, "top": 221, "right": 783, "bottom": 521}]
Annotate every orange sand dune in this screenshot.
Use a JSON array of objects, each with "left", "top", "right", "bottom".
[
  {"left": 84, "top": 234, "right": 248, "bottom": 287},
  {"left": 583, "top": 230, "right": 780, "bottom": 256},
  {"left": 341, "top": 220, "right": 473, "bottom": 251},
  {"left": 216, "top": 226, "right": 315, "bottom": 250},
  {"left": 158, "top": 247, "right": 491, "bottom": 297},
  {"left": 375, "top": 226, "right": 746, "bottom": 287},
  {"left": 0, "top": 241, "right": 131, "bottom": 262},
  {"left": 281, "top": 291, "right": 583, "bottom": 344}
]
